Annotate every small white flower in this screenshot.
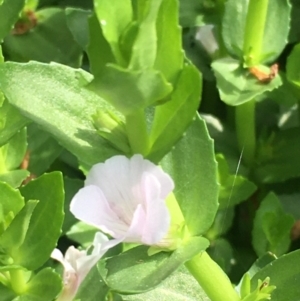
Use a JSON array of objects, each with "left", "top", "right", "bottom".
[
  {"left": 51, "top": 232, "right": 114, "bottom": 301},
  {"left": 196, "top": 24, "right": 219, "bottom": 56},
  {"left": 70, "top": 154, "right": 174, "bottom": 245}
]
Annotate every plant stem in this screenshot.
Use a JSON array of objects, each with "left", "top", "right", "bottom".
[
  {"left": 243, "top": 0, "right": 269, "bottom": 66},
  {"left": 10, "top": 269, "right": 27, "bottom": 295},
  {"left": 125, "top": 109, "right": 149, "bottom": 155},
  {"left": 235, "top": 100, "right": 256, "bottom": 166},
  {"left": 185, "top": 252, "right": 240, "bottom": 301}
]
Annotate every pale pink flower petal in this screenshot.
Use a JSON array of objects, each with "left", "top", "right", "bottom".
[
  {"left": 51, "top": 232, "right": 116, "bottom": 301},
  {"left": 70, "top": 186, "right": 128, "bottom": 237},
  {"left": 70, "top": 154, "right": 174, "bottom": 246}
]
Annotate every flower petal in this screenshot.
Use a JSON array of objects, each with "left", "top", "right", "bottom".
[
  {"left": 130, "top": 154, "right": 174, "bottom": 199},
  {"left": 70, "top": 185, "right": 128, "bottom": 237},
  {"left": 123, "top": 204, "right": 146, "bottom": 243},
  {"left": 141, "top": 173, "right": 170, "bottom": 244}
]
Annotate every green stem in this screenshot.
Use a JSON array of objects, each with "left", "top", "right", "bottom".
[
  {"left": 235, "top": 100, "right": 256, "bottom": 166},
  {"left": 125, "top": 109, "right": 149, "bottom": 155},
  {"left": 185, "top": 252, "right": 240, "bottom": 301},
  {"left": 243, "top": 0, "right": 269, "bottom": 66},
  {"left": 10, "top": 269, "right": 27, "bottom": 295}
]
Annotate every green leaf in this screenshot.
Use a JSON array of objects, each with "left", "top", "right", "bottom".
[
  {"left": 246, "top": 253, "right": 277, "bottom": 279},
  {"left": 100, "top": 236, "right": 209, "bottom": 294},
  {"left": 129, "top": 0, "right": 162, "bottom": 70},
  {"left": 252, "top": 192, "right": 294, "bottom": 257},
  {"left": 0, "top": 128, "right": 27, "bottom": 172},
  {"left": 87, "top": 12, "right": 115, "bottom": 77},
  {"left": 0, "top": 283, "right": 15, "bottom": 301},
  {"left": 15, "top": 172, "right": 64, "bottom": 270},
  {"left": 27, "top": 124, "right": 62, "bottom": 176},
  {"left": 67, "top": 221, "right": 98, "bottom": 248},
  {"left": 289, "top": 0, "right": 300, "bottom": 43},
  {"left": 222, "top": 0, "right": 248, "bottom": 58},
  {"left": 251, "top": 249, "right": 300, "bottom": 301},
  {"left": 287, "top": 43, "right": 300, "bottom": 87},
  {"left": 62, "top": 177, "right": 83, "bottom": 233},
  {"left": 207, "top": 207, "right": 235, "bottom": 239},
  {"left": 0, "top": 100, "right": 29, "bottom": 147},
  {"left": 148, "top": 64, "right": 201, "bottom": 163},
  {"left": 0, "top": 61, "right": 121, "bottom": 168},
  {"left": 179, "top": 0, "right": 219, "bottom": 28},
  {"left": 260, "top": 0, "right": 291, "bottom": 63},
  {"left": 255, "top": 128, "right": 300, "bottom": 183},
  {"left": 0, "top": 0, "right": 25, "bottom": 42},
  {"left": 207, "top": 238, "right": 234, "bottom": 274},
  {"left": 216, "top": 154, "right": 257, "bottom": 209},
  {"left": 16, "top": 268, "right": 62, "bottom": 301},
  {"left": 0, "top": 200, "right": 38, "bottom": 254},
  {"left": 75, "top": 265, "right": 109, "bottom": 301},
  {"left": 212, "top": 58, "right": 282, "bottom": 106},
  {"left": 89, "top": 65, "right": 172, "bottom": 115},
  {"left": 161, "top": 114, "right": 218, "bottom": 236},
  {"left": 0, "top": 181, "right": 24, "bottom": 221},
  {"left": 155, "top": 0, "right": 183, "bottom": 83},
  {"left": 3, "top": 8, "right": 83, "bottom": 67},
  {"left": 65, "top": 7, "right": 91, "bottom": 50},
  {"left": 222, "top": 0, "right": 291, "bottom": 62},
  {"left": 0, "top": 170, "right": 30, "bottom": 188},
  {"left": 123, "top": 265, "right": 210, "bottom": 301},
  {"left": 94, "top": 0, "right": 132, "bottom": 65}
]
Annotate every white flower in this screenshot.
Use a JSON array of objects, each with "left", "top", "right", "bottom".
[
  {"left": 70, "top": 154, "right": 174, "bottom": 245},
  {"left": 51, "top": 232, "right": 114, "bottom": 301},
  {"left": 196, "top": 24, "right": 219, "bottom": 56}
]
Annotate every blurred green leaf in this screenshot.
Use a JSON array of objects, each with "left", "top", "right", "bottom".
[
  {"left": 0, "top": 0, "right": 25, "bottom": 42},
  {"left": 65, "top": 7, "right": 91, "bottom": 50},
  {"left": 216, "top": 154, "right": 256, "bottom": 209},
  {"left": 287, "top": 43, "right": 300, "bottom": 87},
  {"left": 179, "top": 0, "right": 219, "bottom": 28},
  {"left": 0, "top": 284, "right": 15, "bottom": 301},
  {"left": 161, "top": 114, "right": 218, "bottom": 236},
  {"left": 208, "top": 238, "right": 234, "bottom": 274},
  {"left": 222, "top": 0, "right": 291, "bottom": 63},
  {"left": 27, "top": 124, "right": 62, "bottom": 176},
  {"left": 15, "top": 172, "right": 64, "bottom": 270},
  {"left": 3, "top": 8, "right": 83, "bottom": 67},
  {"left": 0, "top": 61, "right": 121, "bottom": 168},
  {"left": 0, "top": 170, "right": 30, "bottom": 188},
  {"left": 99, "top": 236, "right": 209, "bottom": 294},
  {"left": 62, "top": 177, "right": 83, "bottom": 233},
  {"left": 255, "top": 128, "right": 300, "bottom": 183},
  {"left": 252, "top": 192, "right": 294, "bottom": 257},
  {"left": 212, "top": 58, "right": 282, "bottom": 106},
  {"left": 16, "top": 268, "right": 62, "bottom": 301},
  {"left": 222, "top": 0, "right": 247, "bottom": 58}
]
